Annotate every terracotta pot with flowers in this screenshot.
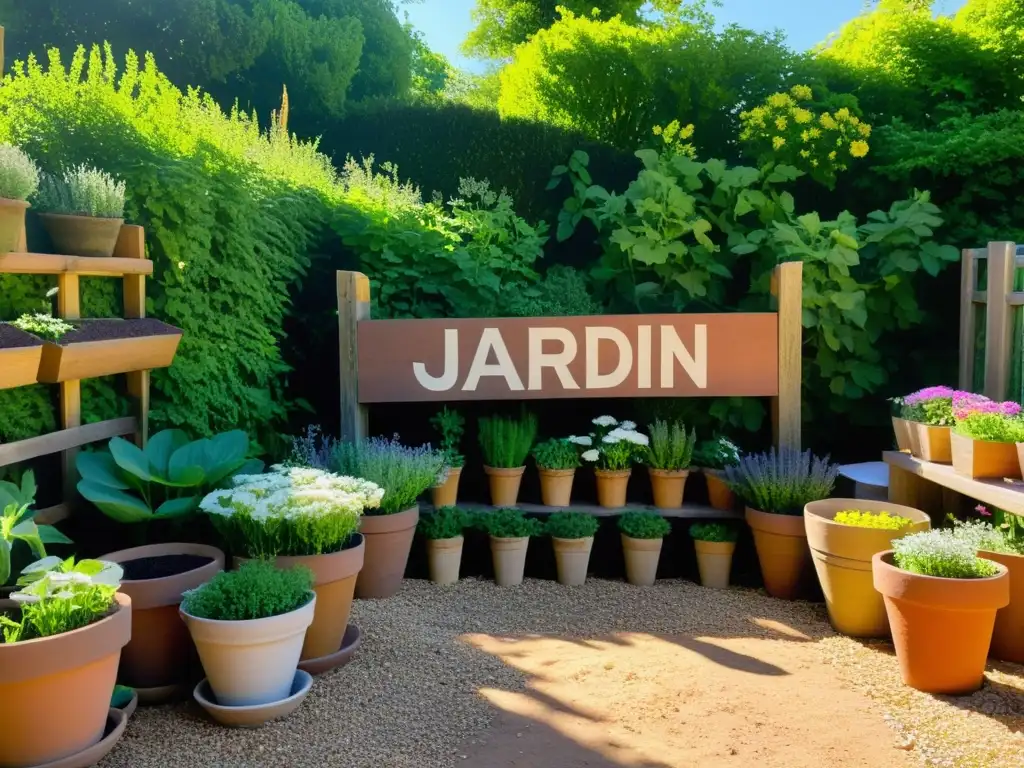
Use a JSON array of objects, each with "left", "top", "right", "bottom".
[
  {"left": 891, "top": 387, "right": 982, "bottom": 462},
  {"left": 418, "top": 506, "right": 469, "bottom": 585},
  {"left": 532, "top": 438, "right": 580, "bottom": 507},
  {"left": 0, "top": 143, "right": 40, "bottom": 253},
  {"left": 618, "top": 511, "right": 671, "bottom": 586},
  {"left": 579, "top": 416, "right": 649, "bottom": 508},
  {"left": 690, "top": 522, "right": 738, "bottom": 589},
  {"left": 479, "top": 411, "right": 538, "bottom": 507},
  {"left": 950, "top": 397, "right": 1024, "bottom": 479},
  {"left": 431, "top": 407, "right": 466, "bottom": 508},
  {"left": 644, "top": 419, "right": 696, "bottom": 509},
  {"left": 544, "top": 511, "right": 599, "bottom": 586},
  {"left": 692, "top": 437, "right": 740, "bottom": 511},
  {"left": 476, "top": 509, "right": 543, "bottom": 587},
  {"left": 726, "top": 448, "right": 839, "bottom": 600}
]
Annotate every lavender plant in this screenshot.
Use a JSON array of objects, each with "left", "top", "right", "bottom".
[
  {"left": 332, "top": 435, "right": 445, "bottom": 515},
  {"left": 287, "top": 424, "right": 337, "bottom": 470},
  {"left": 892, "top": 529, "right": 999, "bottom": 579},
  {"left": 724, "top": 448, "right": 838, "bottom": 516}
]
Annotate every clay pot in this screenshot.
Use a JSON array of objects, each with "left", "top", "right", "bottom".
[
  {"left": 745, "top": 507, "right": 814, "bottom": 600},
  {"left": 432, "top": 466, "right": 462, "bottom": 508},
  {"left": 979, "top": 548, "right": 1024, "bottom": 663},
  {"left": 101, "top": 543, "right": 224, "bottom": 697},
  {"left": 950, "top": 431, "right": 1021, "bottom": 479},
  {"left": 538, "top": 468, "right": 575, "bottom": 507},
  {"left": 873, "top": 550, "right": 1008, "bottom": 694},
  {"left": 427, "top": 536, "right": 463, "bottom": 585},
  {"left": 804, "top": 499, "right": 930, "bottom": 638},
  {"left": 907, "top": 422, "right": 952, "bottom": 463},
  {"left": 694, "top": 540, "right": 735, "bottom": 589},
  {"left": 702, "top": 468, "right": 735, "bottom": 512},
  {"left": 180, "top": 593, "right": 316, "bottom": 707},
  {"left": 490, "top": 536, "right": 530, "bottom": 587},
  {"left": 621, "top": 534, "right": 663, "bottom": 586},
  {"left": 485, "top": 466, "right": 525, "bottom": 507},
  {"left": 235, "top": 535, "right": 364, "bottom": 662},
  {"left": 39, "top": 213, "right": 124, "bottom": 258},
  {"left": 552, "top": 536, "right": 594, "bottom": 586},
  {"left": 595, "top": 469, "right": 631, "bottom": 508},
  {"left": 0, "top": 593, "right": 131, "bottom": 767},
  {"left": 891, "top": 416, "right": 913, "bottom": 452},
  {"left": 648, "top": 468, "right": 688, "bottom": 509},
  {"left": 356, "top": 507, "right": 419, "bottom": 599},
  {"left": 0, "top": 198, "right": 28, "bottom": 253}
]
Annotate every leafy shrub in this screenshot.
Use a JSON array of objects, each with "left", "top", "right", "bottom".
[
  {"left": 691, "top": 437, "right": 741, "bottom": 470},
  {"left": 725, "top": 448, "right": 838, "bottom": 516},
  {"left": 689, "top": 522, "right": 737, "bottom": 543},
  {"left": 418, "top": 507, "right": 469, "bottom": 540},
  {"left": 36, "top": 165, "right": 126, "bottom": 218},
  {"left": 617, "top": 511, "right": 670, "bottom": 540},
  {"left": 645, "top": 420, "right": 696, "bottom": 471},
  {"left": 479, "top": 412, "right": 538, "bottom": 468},
  {"left": 532, "top": 438, "right": 580, "bottom": 471},
  {"left": 331, "top": 436, "right": 444, "bottom": 515},
  {"left": 833, "top": 510, "right": 912, "bottom": 530},
  {"left": 476, "top": 508, "right": 543, "bottom": 539},
  {"left": 180, "top": 560, "right": 313, "bottom": 622},
  {"left": 544, "top": 511, "right": 599, "bottom": 539},
  {"left": 0, "top": 143, "right": 40, "bottom": 201},
  {"left": 11, "top": 313, "right": 74, "bottom": 342},
  {"left": 499, "top": 266, "right": 601, "bottom": 317},
  {"left": 431, "top": 407, "right": 465, "bottom": 469},
  {"left": 892, "top": 529, "right": 999, "bottom": 579}
]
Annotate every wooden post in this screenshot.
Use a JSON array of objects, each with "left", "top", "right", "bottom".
[
  {"left": 337, "top": 271, "right": 370, "bottom": 443},
  {"left": 984, "top": 241, "right": 1016, "bottom": 401},
  {"left": 958, "top": 248, "right": 979, "bottom": 392},
  {"left": 1, "top": 26, "right": 5, "bottom": 78},
  {"left": 57, "top": 272, "right": 81, "bottom": 502},
  {"left": 770, "top": 261, "right": 802, "bottom": 452},
  {"left": 117, "top": 226, "right": 150, "bottom": 447}
]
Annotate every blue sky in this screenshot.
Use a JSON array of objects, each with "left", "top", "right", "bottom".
[{"left": 402, "top": 0, "right": 965, "bottom": 73}]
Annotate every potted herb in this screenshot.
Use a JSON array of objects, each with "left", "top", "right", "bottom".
[
  {"left": 1, "top": 470, "right": 72, "bottom": 587},
  {"left": 532, "top": 438, "right": 580, "bottom": 507},
  {"left": 0, "top": 143, "right": 39, "bottom": 253},
  {"left": 418, "top": 506, "right": 469, "bottom": 585},
  {"left": 950, "top": 398, "right": 1024, "bottom": 479},
  {"left": 203, "top": 465, "right": 382, "bottom": 674},
  {"left": 689, "top": 522, "right": 738, "bottom": 589},
  {"left": 874, "top": 529, "right": 1008, "bottom": 694},
  {"left": 479, "top": 411, "right": 538, "bottom": 507},
  {"left": 804, "top": 500, "right": 930, "bottom": 637},
  {"left": 431, "top": 407, "right": 465, "bottom": 507},
  {"left": 36, "top": 164, "right": 126, "bottom": 258},
  {"left": 893, "top": 386, "right": 983, "bottom": 463},
  {"left": 1, "top": 557, "right": 130, "bottom": 767},
  {"left": 544, "top": 512, "right": 599, "bottom": 586},
  {"left": 692, "top": 437, "right": 740, "bottom": 511},
  {"left": 726, "top": 448, "right": 839, "bottom": 599},
  {"left": 645, "top": 420, "right": 696, "bottom": 509},
  {"left": 476, "top": 508, "right": 543, "bottom": 587},
  {"left": 579, "top": 416, "right": 649, "bottom": 508},
  {"left": 333, "top": 435, "right": 444, "bottom": 599},
  {"left": 617, "top": 511, "right": 670, "bottom": 586},
  {"left": 180, "top": 561, "right": 316, "bottom": 721}
]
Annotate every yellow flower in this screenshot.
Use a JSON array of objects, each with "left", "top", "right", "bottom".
[
  {"left": 809, "top": 127, "right": 822, "bottom": 139},
  {"left": 772, "top": 136, "right": 786, "bottom": 150},
  {"left": 850, "top": 115, "right": 861, "bottom": 126},
  {"left": 828, "top": 151, "right": 837, "bottom": 160},
  {"left": 800, "top": 130, "right": 810, "bottom": 143},
  {"left": 850, "top": 140, "right": 870, "bottom": 158},
  {"left": 790, "top": 84, "right": 813, "bottom": 100},
  {"left": 792, "top": 108, "right": 813, "bottom": 124},
  {"left": 820, "top": 113, "right": 837, "bottom": 130},
  {"left": 811, "top": 159, "right": 819, "bottom": 167},
  {"left": 835, "top": 107, "right": 852, "bottom": 121},
  {"left": 799, "top": 149, "right": 810, "bottom": 158},
  {"left": 652, "top": 125, "right": 663, "bottom": 136},
  {"left": 775, "top": 116, "right": 788, "bottom": 130},
  {"left": 858, "top": 123, "right": 872, "bottom": 137},
  {"left": 768, "top": 93, "right": 794, "bottom": 109}
]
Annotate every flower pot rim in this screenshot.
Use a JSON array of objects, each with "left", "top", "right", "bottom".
[
  {"left": 484, "top": 465, "right": 527, "bottom": 475},
  {"left": 951, "top": 430, "right": 1015, "bottom": 446},
  {"left": 873, "top": 550, "right": 1008, "bottom": 584},
  {"left": 552, "top": 535, "right": 595, "bottom": 544},
  {"left": 425, "top": 534, "right": 465, "bottom": 544},
  {"left": 594, "top": 468, "right": 632, "bottom": 477},
  {"left": 234, "top": 535, "right": 365, "bottom": 586},
  {"left": 102, "top": 542, "right": 225, "bottom": 610},
  {"left": 803, "top": 498, "right": 931, "bottom": 528},
  {"left": 537, "top": 467, "right": 577, "bottom": 476},
  {"left": 648, "top": 467, "right": 691, "bottom": 477},
  {"left": 359, "top": 506, "right": 419, "bottom": 534},
  {"left": 38, "top": 211, "right": 125, "bottom": 224},
  {"left": 180, "top": 590, "right": 316, "bottom": 629},
  {"left": 0, "top": 197, "right": 30, "bottom": 209},
  {"left": 873, "top": 550, "right": 1010, "bottom": 612}
]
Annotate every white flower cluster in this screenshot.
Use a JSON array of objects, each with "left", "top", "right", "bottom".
[
  {"left": 578, "top": 416, "right": 649, "bottom": 463},
  {"left": 567, "top": 435, "right": 592, "bottom": 446},
  {"left": 200, "top": 466, "right": 384, "bottom": 522},
  {"left": 603, "top": 428, "right": 649, "bottom": 446}
]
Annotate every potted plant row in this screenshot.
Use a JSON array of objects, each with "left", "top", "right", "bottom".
[
  {"left": 431, "top": 407, "right": 465, "bottom": 507},
  {"left": 890, "top": 386, "right": 983, "bottom": 462}
]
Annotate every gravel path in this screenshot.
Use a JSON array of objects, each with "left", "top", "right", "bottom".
[{"left": 98, "top": 578, "right": 1023, "bottom": 768}]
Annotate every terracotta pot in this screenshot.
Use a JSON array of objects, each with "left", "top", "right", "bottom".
[
  {"left": 485, "top": 466, "right": 525, "bottom": 507},
  {"left": 694, "top": 540, "right": 735, "bottom": 589},
  {"left": 552, "top": 536, "right": 593, "bottom": 586},
  {"left": 180, "top": 593, "right": 316, "bottom": 707},
  {"left": 950, "top": 431, "right": 1021, "bottom": 479},
  {"left": 101, "top": 543, "right": 224, "bottom": 696},
  {"left": 431, "top": 466, "right": 463, "bottom": 508},
  {"left": 595, "top": 468, "right": 631, "bottom": 508},
  {"left": 891, "top": 416, "right": 913, "bottom": 452},
  {"left": 648, "top": 468, "right": 688, "bottom": 509},
  {"left": 804, "top": 499, "right": 930, "bottom": 638},
  {"left": 873, "top": 550, "right": 1008, "bottom": 694},
  {"left": 0, "top": 198, "right": 28, "bottom": 253},
  {"left": 356, "top": 507, "right": 419, "bottom": 599},
  {"left": 745, "top": 506, "right": 814, "bottom": 600},
  {"left": 979, "top": 548, "right": 1024, "bottom": 663},
  {"left": 0, "top": 593, "right": 131, "bottom": 767},
  {"left": 907, "top": 422, "right": 952, "bottom": 463},
  {"left": 538, "top": 468, "right": 575, "bottom": 507},
  {"left": 39, "top": 213, "right": 124, "bottom": 258},
  {"left": 235, "top": 535, "right": 364, "bottom": 661},
  {"left": 621, "top": 533, "right": 663, "bottom": 586},
  {"left": 702, "top": 468, "right": 736, "bottom": 512},
  {"left": 427, "top": 536, "right": 463, "bottom": 585},
  {"left": 490, "top": 536, "right": 530, "bottom": 587}
]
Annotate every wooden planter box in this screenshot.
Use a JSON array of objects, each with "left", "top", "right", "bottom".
[
  {"left": 907, "top": 422, "right": 952, "bottom": 463},
  {"left": 37, "top": 320, "right": 182, "bottom": 383},
  {"left": 950, "top": 431, "right": 1022, "bottom": 480},
  {"left": 0, "top": 324, "right": 43, "bottom": 390}
]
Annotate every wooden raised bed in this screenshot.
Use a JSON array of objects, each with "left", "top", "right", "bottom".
[
  {"left": 0, "top": 323, "right": 44, "bottom": 390},
  {"left": 37, "top": 319, "right": 182, "bottom": 383}
]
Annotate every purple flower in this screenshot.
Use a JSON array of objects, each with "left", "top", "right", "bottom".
[
  {"left": 954, "top": 399, "right": 1022, "bottom": 420},
  {"left": 904, "top": 386, "right": 955, "bottom": 406}
]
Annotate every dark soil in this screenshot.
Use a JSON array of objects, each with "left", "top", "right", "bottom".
[
  {"left": 0, "top": 323, "right": 43, "bottom": 349},
  {"left": 121, "top": 554, "right": 213, "bottom": 581},
  {"left": 57, "top": 318, "right": 181, "bottom": 345}
]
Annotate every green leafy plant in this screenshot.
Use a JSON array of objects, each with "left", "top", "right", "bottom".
[
  {"left": 180, "top": 560, "right": 313, "bottom": 622},
  {"left": 833, "top": 510, "right": 912, "bottom": 530},
  {"left": 77, "top": 429, "right": 262, "bottom": 524},
  {"left": 725, "top": 448, "right": 839, "bottom": 516},
  {"left": 532, "top": 438, "right": 580, "bottom": 470},
  {"left": 417, "top": 506, "right": 469, "bottom": 540},
  {"left": 0, "top": 143, "right": 40, "bottom": 201},
  {"left": 36, "top": 164, "right": 126, "bottom": 218},
  {"left": 892, "top": 529, "right": 1000, "bottom": 579},
  {"left": 11, "top": 313, "right": 74, "bottom": 342},
  {"left": 1, "top": 471, "right": 72, "bottom": 585},
  {"left": 617, "top": 511, "right": 671, "bottom": 539},
  {"left": 331, "top": 436, "right": 444, "bottom": 515},
  {"left": 645, "top": 420, "right": 696, "bottom": 470},
  {"left": 689, "top": 522, "right": 738, "bottom": 543},
  {"left": 431, "top": 407, "right": 466, "bottom": 469},
  {"left": 953, "top": 413, "right": 1024, "bottom": 443},
  {"left": 544, "top": 511, "right": 599, "bottom": 539},
  {"left": 479, "top": 412, "right": 538, "bottom": 468},
  {"left": 691, "top": 437, "right": 741, "bottom": 470},
  {"left": 475, "top": 508, "right": 543, "bottom": 538}
]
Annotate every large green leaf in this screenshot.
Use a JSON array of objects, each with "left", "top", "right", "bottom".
[
  {"left": 166, "top": 443, "right": 210, "bottom": 487},
  {"left": 10, "top": 519, "right": 45, "bottom": 559},
  {"left": 108, "top": 437, "right": 154, "bottom": 483},
  {"left": 154, "top": 496, "right": 200, "bottom": 520},
  {"left": 76, "top": 453, "right": 131, "bottom": 490},
  {"left": 202, "top": 430, "right": 255, "bottom": 486},
  {"left": 76, "top": 480, "right": 154, "bottom": 523},
  {"left": 37, "top": 525, "right": 73, "bottom": 546},
  {"left": 0, "top": 541, "right": 10, "bottom": 586},
  {"left": 144, "top": 429, "right": 191, "bottom": 479}
]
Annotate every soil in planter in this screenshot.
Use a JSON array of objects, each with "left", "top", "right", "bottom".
[
  {"left": 55, "top": 318, "right": 180, "bottom": 345},
  {"left": 121, "top": 554, "right": 214, "bottom": 581},
  {"left": 0, "top": 323, "right": 42, "bottom": 349}
]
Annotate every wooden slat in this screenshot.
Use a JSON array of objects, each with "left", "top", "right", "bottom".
[
  {"left": 56, "top": 272, "right": 82, "bottom": 501},
  {"left": 1007, "top": 293, "right": 1024, "bottom": 307},
  {"left": 984, "top": 241, "right": 1016, "bottom": 400},
  {"left": 120, "top": 225, "right": 150, "bottom": 447},
  {"left": 960, "top": 249, "right": 978, "bottom": 391},
  {"left": 884, "top": 451, "right": 1024, "bottom": 517},
  {"left": 0, "top": 253, "right": 153, "bottom": 277},
  {"left": 337, "top": 271, "right": 370, "bottom": 444},
  {"left": 420, "top": 500, "right": 743, "bottom": 520},
  {"left": 770, "top": 261, "right": 802, "bottom": 452},
  {"left": 0, "top": 417, "right": 137, "bottom": 467},
  {"left": 33, "top": 503, "right": 71, "bottom": 526}
]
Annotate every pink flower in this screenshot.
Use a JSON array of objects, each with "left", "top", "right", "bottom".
[
  {"left": 976, "top": 504, "right": 992, "bottom": 517},
  {"left": 904, "top": 386, "right": 955, "bottom": 406},
  {"left": 954, "top": 399, "right": 1022, "bottom": 420}
]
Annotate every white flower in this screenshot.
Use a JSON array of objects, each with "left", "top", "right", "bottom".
[
  {"left": 623, "top": 430, "right": 649, "bottom": 447},
  {"left": 619, "top": 420, "right": 636, "bottom": 430},
  {"left": 592, "top": 415, "right": 618, "bottom": 427},
  {"left": 602, "top": 434, "right": 621, "bottom": 444},
  {"left": 567, "top": 435, "right": 592, "bottom": 446},
  {"left": 581, "top": 449, "right": 600, "bottom": 462}
]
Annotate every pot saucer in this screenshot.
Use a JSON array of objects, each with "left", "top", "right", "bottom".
[
  {"left": 298, "top": 624, "right": 362, "bottom": 676},
  {"left": 135, "top": 681, "right": 193, "bottom": 705},
  {"left": 193, "top": 670, "right": 313, "bottom": 728},
  {"left": 32, "top": 709, "right": 127, "bottom": 768},
  {"left": 114, "top": 689, "right": 139, "bottom": 719}
]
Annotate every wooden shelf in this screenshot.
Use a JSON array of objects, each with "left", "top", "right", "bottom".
[
  {"left": 883, "top": 450, "right": 1024, "bottom": 516},
  {"left": 0, "top": 417, "right": 137, "bottom": 468},
  {"left": 420, "top": 500, "right": 743, "bottom": 519},
  {"left": 0, "top": 252, "right": 153, "bottom": 277}
]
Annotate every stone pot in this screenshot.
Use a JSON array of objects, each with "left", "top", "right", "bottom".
[
  {"left": 485, "top": 466, "right": 526, "bottom": 507},
  {"left": 39, "top": 212, "right": 124, "bottom": 258},
  {"left": 356, "top": 507, "right": 419, "bottom": 599},
  {"left": 180, "top": 593, "right": 316, "bottom": 707},
  {"left": 891, "top": 416, "right": 913, "bottom": 452},
  {"left": 595, "top": 468, "right": 631, "bottom": 508},
  {"left": 552, "top": 536, "right": 594, "bottom": 586},
  {"left": 101, "top": 543, "right": 224, "bottom": 699},
  {"left": 906, "top": 422, "right": 952, "bottom": 463},
  {"left": 538, "top": 468, "right": 575, "bottom": 507},
  {"left": 873, "top": 550, "right": 1008, "bottom": 694},
  {"left": 0, "top": 198, "right": 28, "bottom": 253},
  {"left": 431, "top": 466, "right": 462, "bottom": 508},
  {"left": 745, "top": 506, "right": 814, "bottom": 600},
  {"left": 804, "top": 499, "right": 930, "bottom": 638},
  {"left": 490, "top": 535, "right": 530, "bottom": 587},
  {"left": 694, "top": 539, "right": 735, "bottom": 589},
  {"left": 0, "top": 593, "right": 131, "bottom": 767},
  {"left": 648, "top": 468, "right": 688, "bottom": 509},
  {"left": 950, "top": 432, "right": 1021, "bottom": 479},
  {"left": 427, "top": 536, "right": 464, "bottom": 585},
  {"left": 621, "top": 533, "right": 662, "bottom": 586},
  {"left": 979, "top": 548, "right": 1024, "bottom": 663},
  {"left": 702, "top": 468, "right": 735, "bottom": 512}
]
